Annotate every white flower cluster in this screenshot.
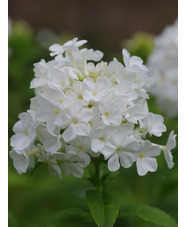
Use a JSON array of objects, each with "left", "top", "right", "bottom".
[
  {"left": 147, "top": 20, "right": 178, "bottom": 118},
  {"left": 10, "top": 38, "right": 176, "bottom": 178}
]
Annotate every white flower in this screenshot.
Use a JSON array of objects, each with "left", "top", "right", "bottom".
[
  {"left": 10, "top": 38, "right": 174, "bottom": 179},
  {"left": 69, "top": 136, "right": 91, "bottom": 154},
  {"left": 135, "top": 141, "right": 161, "bottom": 176},
  {"left": 124, "top": 104, "right": 144, "bottom": 124},
  {"left": 49, "top": 37, "right": 87, "bottom": 57},
  {"left": 62, "top": 102, "right": 93, "bottom": 142},
  {"left": 91, "top": 126, "right": 115, "bottom": 153},
  {"left": 54, "top": 146, "right": 90, "bottom": 178},
  {"left": 37, "top": 145, "right": 62, "bottom": 178},
  {"left": 31, "top": 59, "right": 55, "bottom": 88},
  {"left": 9, "top": 145, "right": 40, "bottom": 174},
  {"left": 9, "top": 148, "right": 31, "bottom": 174},
  {"left": 141, "top": 112, "right": 166, "bottom": 137},
  {"left": 114, "top": 80, "right": 137, "bottom": 103},
  {"left": 39, "top": 128, "right": 63, "bottom": 153},
  {"left": 83, "top": 77, "right": 109, "bottom": 102},
  {"left": 99, "top": 102, "right": 122, "bottom": 126},
  {"left": 102, "top": 128, "right": 140, "bottom": 172},
  {"left": 36, "top": 86, "right": 70, "bottom": 109},
  {"left": 65, "top": 80, "right": 85, "bottom": 103},
  {"left": 80, "top": 48, "right": 103, "bottom": 62},
  {"left": 147, "top": 20, "right": 178, "bottom": 117},
  {"left": 10, "top": 112, "right": 36, "bottom": 150},
  {"left": 162, "top": 130, "right": 176, "bottom": 168},
  {"left": 36, "top": 95, "right": 63, "bottom": 132},
  {"left": 49, "top": 67, "right": 70, "bottom": 90}
]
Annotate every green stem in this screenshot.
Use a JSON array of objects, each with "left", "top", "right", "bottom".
[{"left": 93, "top": 157, "right": 102, "bottom": 193}]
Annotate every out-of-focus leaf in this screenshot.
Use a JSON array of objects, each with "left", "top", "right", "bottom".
[
  {"left": 118, "top": 204, "right": 177, "bottom": 227},
  {"left": 39, "top": 208, "right": 93, "bottom": 227},
  {"left": 8, "top": 211, "right": 19, "bottom": 227}
]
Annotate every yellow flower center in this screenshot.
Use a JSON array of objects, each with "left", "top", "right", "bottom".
[
  {"left": 92, "top": 91, "right": 97, "bottom": 96},
  {"left": 116, "top": 148, "right": 120, "bottom": 154},
  {"left": 73, "top": 118, "right": 78, "bottom": 124},
  {"left": 24, "top": 130, "right": 28, "bottom": 136},
  {"left": 59, "top": 99, "right": 63, "bottom": 103},
  {"left": 104, "top": 112, "right": 109, "bottom": 117},
  {"left": 78, "top": 146, "right": 84, "bottom": 150},
  {"left": 99, "top": 137, "right": 105, "bottom": 142},
  {"left": 139, "top": 153, "right": 144, "bottom": 158},
  {"left": 78, "top": 95, "right": 83, "bottom": 100},
  {"left": 27, "top": 149, "right": 40, "bottom": 157},
  {"left": 53, "top": 108, "right": 59, "bottom": 115},
  {"left": 90, "top": 72, "right": 98, "bottom": 82}
]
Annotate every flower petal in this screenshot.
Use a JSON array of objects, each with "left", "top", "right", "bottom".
[
  {"left": 75, "top": 123, "right": 90, "bottom": 136},
  {"left": 136, "top": 158, "right": 148, "bottom": 176},
  {"left": 63, "top": 125, "right": 76, "bottom": 142},
  {"left": 108, "top": 153, "right": 120, "bottom": 172},
  {"left": 119, "top": 151, "right": 135, "bottom": 168}
]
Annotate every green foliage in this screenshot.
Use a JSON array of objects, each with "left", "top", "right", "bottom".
[
  {"left": 123, "top": 32, "right": 154, "bottom": 64},
  {"left": 8, "top": 211, "right": 19, "bottom": 227},
  {"left": 86, "top": 190, "right": 120, "bottom": 227},
  {"left": 118, "top": 204, "right": 177, "bottom": 227},
  {"left": 39, "top": 208, "right": 93, "bottom": 227}
]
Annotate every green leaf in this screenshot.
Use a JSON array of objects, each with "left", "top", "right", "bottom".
[
  {"left": 8, "top": 211, "right": 19, "bottom": 227},
  {"left": 86, "top": 190, "right": 120, "bottom": 227},
  {"left": 118, "top": 204, "right": 177, "bottom": 227},
  {"left": 39, "top": 208, "right": 93, "bottom": 227}
]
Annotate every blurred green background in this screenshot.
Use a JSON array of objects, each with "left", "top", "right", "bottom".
[{"left": 8, "top": 1, "right": 178, "bottom": 226}]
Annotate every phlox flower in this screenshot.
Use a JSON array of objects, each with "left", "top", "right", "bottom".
[
  {"left": 10, "top": 112, "right": 36, "bottom": 150},
  {"left": 36, "top": 95, "right": 63, "bottom": 132},
  {"left": 82, "top": 77, "right": 109, "bottom": 102},
  {"left": 99, "top": 102, "right": 122, "bottom": 126},
  {"left": 140, "top": 112, "right": 166, "bottom": 137},
  {"left": 54, "top": 146, "right": 90, "bottom": 178},
  {"left": 101, "top": 127, "right": 140, "bottom": 172},
  {"left": 147, "top": 20, "right": 178, "bottom": 117},
  {"left": 9, "top": 148, "right": 34, "bottom": 174},
  {"left": 134, "top": 140, "right": 161, "bottom": 176},
  {"left": 62, "top": 102, "right": 93, "bottom": 142},
  {"left": 162, "top": 130, "right": 176, "bottom": 168},
  {"left": 9, "top": 37, "right": 176, "bottom": 179}
]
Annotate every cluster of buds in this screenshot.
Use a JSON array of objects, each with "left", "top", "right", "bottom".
[{"left": 10, "top": 38, "right": 176, "bottom": 179}]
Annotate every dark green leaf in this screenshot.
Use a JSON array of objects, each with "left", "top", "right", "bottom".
[
  {"left": 118, "top": 204, "right": 177, "bottom": 227},
  {"left": 86, "top": 190, "right": 120, "bottom": 227}
]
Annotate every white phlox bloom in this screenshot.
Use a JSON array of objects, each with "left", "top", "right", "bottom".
[
  {"left": 10, "top": 112, "right": 36, "bottom": 150},
  {"left": 122, "top": 49, "right": 154, "bottom": 89},
  {"left": 10, "top": 38, "right": 176, "bottom": 178},
  {"left": 99, "top": 102, "right": 122, "bottom": 126},
  {"left": 140, "top": 112, "right": 166, "bottom": 137},
  {"left": 135, "top": 141, "right": 161, "bottom": 176},
  {"left": 49, "top": 37, "right": 87, "bottom": 59},
  {"left": 54, "top": 145, "right": 90, "bottom": 178},
  {"left": 9, "top": 148, "right": 34, "bottom": 174},
  {"left": 147, "top": 20, "right": 178, "bottom": 117},
  {"left": 36, "top": 95, "right": 63, "bottom": 132},
  {"left": 91, "top": 126, "right": 115, "bottom": 153},
  {"left": 101, "top": 126, "right": 140, "bottom": 172},
  {"left": 162, "top": 130, "right": 176, "bottom": 169},
  {"left": 39, "top": 128, "right": 63, "bottom": 153},
  {"left": 31, "top": 59, "right": 55, "bottom": 89},
  {"left": 62, "top": 102, "right": 93, "bottom": 142},
  {"left": 36, "top": 145, "right": 62, "bottom": 178},
  {"left": 83, "top": 77, "right": 109, "bottom": 102}
]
